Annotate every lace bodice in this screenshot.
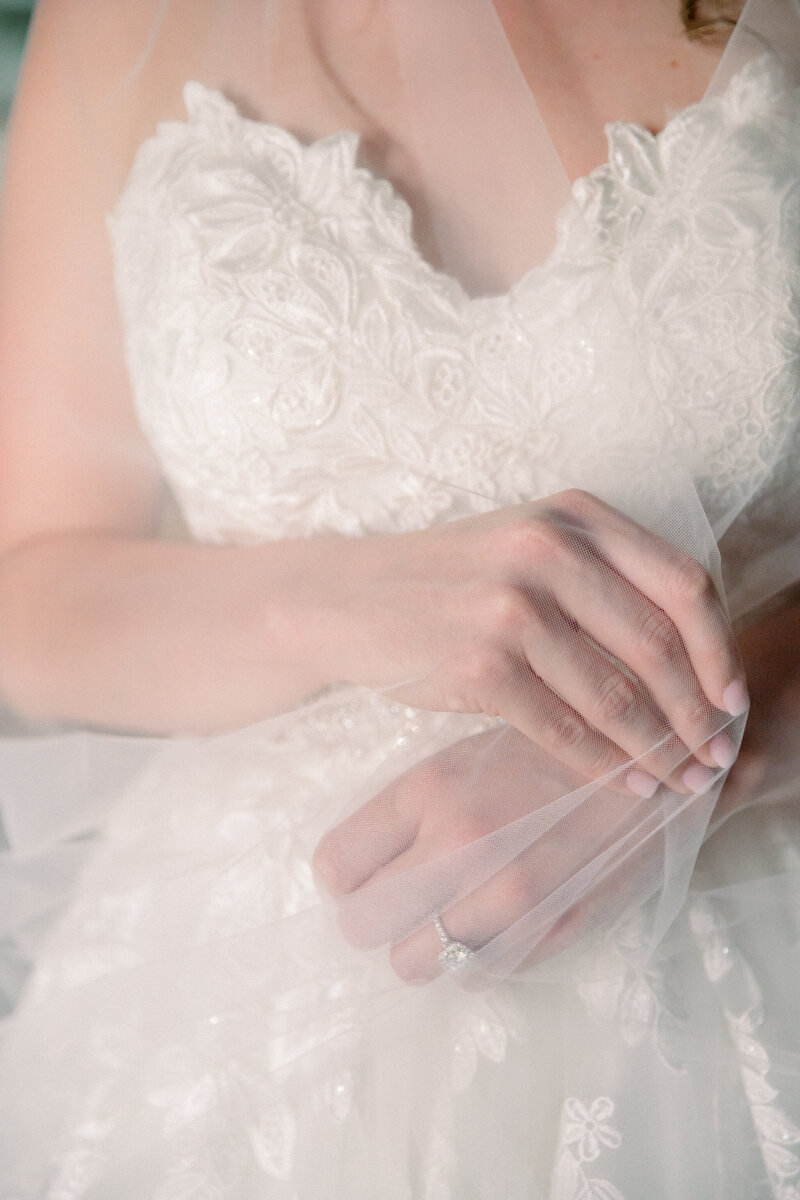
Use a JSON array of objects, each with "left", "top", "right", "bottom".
[{"left": 109, "top": 57, "right": 800, "bottom": 613}]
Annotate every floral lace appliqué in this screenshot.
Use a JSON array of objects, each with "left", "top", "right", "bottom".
[
  {"left": 552, "top": 1096, "right": 624, "bottom": 1200},
  {"left": 691, "top": 897, "right": 800, "bottom": 1199}
]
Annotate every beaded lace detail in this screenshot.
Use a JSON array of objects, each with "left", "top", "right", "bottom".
[{"left": 109, "top": 58, "right": 800, "bottom": 616}]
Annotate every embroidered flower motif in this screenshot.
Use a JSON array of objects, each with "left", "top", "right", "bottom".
[
  {"left": 562, "top": 1097, "right": 623, "bottom": 1164},
  {"left": 415, "top": 350, "right": 474, "bottom": 418},
  {"left": 691, "top": 895, "right": 800, "bottom": 1199},
  {"left": 552, "top": 1097, "right": 625, "bottom": 1200}
]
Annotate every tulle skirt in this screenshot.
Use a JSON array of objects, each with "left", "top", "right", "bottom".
[{"left": 1, "top": 684, "right": 799, "bottom": 1200}]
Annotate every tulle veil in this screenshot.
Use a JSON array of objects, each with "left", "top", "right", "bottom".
[{"left": 1, "top": 1, "right": 800, "bottom": 1189}]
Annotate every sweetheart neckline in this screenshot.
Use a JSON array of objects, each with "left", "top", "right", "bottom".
[{"left": 117, "top": 59, "right": 760, "bottom": 307}]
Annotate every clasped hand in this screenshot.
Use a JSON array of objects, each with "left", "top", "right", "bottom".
[
  {"left": 315, "top": 724, "right": 709, "bottom": 982},
  {"left": 314, "top": 490, "right": 746, "bottom": 977}
]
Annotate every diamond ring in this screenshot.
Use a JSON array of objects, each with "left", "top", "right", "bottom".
[{"left": 434, "top": 915, "right": 475, "bottom": 972}]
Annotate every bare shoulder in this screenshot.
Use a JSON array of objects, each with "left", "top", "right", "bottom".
[
  {"left": 19, "top": 0, "right": 170, "bottom": 116},
  {"left": 16, "top": 0, "right": 217, "bottom": 180}
]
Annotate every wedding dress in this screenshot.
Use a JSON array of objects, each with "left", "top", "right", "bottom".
[{"left": 2, "top": 6, "right": 800, "bottom": 1198}]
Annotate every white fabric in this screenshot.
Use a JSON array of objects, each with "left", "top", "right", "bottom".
[{"left": 1, "top": 7, "right": 800, "bottom": 1199}]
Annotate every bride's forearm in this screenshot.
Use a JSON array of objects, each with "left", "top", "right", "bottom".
[
  {"left": 0, "top": 531, "right": 346, "bottom": 734},
  {"left": 0, "top": 496, "right": 747, "bottom": 789}
]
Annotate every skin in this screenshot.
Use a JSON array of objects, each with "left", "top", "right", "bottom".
[{"left": 0, "top": 0, "right": 795, "bottom": 979}]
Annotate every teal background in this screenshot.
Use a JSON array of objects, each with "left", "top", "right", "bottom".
[{"left": 0, "top": 0, "right": 34, "bottom": 131}]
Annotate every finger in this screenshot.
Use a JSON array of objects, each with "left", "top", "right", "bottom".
[
  {"left": 515, "top": 898, "right": 597, "bottom": 969},
  {"left": 335, "top": 834, "right": 457, "bottom": 950},
  {"left": 391, "top": 774, "right": 684, "bottom": 985},
  {"left": 519, "top": 821, "right": 661, "bottom": 969},
  {"left": 376, "top": 781, "right": 663, "bottom": 980},
  {"left": 543, "top": 490, "right": 746, "bottom": 714},
  {"left": 313, "top": 771, "right": 422, "bottom": 897},
  {"left": 486, "top": 657, "right": 658, "bottom": 796},
  {"left": 388, "top": 839, "right": 577, "bottom": 983},
  {"left": 389, "top": 878, "right": 510, "bottom": 984},
  {"left": 519, "top": 600, "right": 704, "bottom": 791},
  {"left": 335, "top": 800, "right": 525, "bottom": 952},
  {"left": 390, "top": 914, "right": 469, "bottom": 984},
  {"left": 429, "top": 802, "right": 660, "bottom": 981},
  {"left": 546, "top": 555, "right": 735, "bottom": 773}
]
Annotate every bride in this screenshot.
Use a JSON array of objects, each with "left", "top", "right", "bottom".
[{"left": 1, "top": 0, "right": 799, "bottom": 1195}]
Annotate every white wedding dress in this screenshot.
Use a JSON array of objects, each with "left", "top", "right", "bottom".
[{"left": 2, "top": 52, "right": 800, "bottom": 1200}]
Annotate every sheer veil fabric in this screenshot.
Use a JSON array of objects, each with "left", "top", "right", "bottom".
[{"left": 1, "top": 0, "right": 800, "bottom": 1195}]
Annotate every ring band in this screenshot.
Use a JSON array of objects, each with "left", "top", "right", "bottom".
[{"left": 434, "top": 915, "right": 476, "bottom": 972}]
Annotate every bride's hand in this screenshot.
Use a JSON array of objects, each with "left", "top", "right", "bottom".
[
  {"left": 313, "top": 724, "right": 695, "bottom": 982},
  {"left": 320, "top": 489, "right": 746, "bottom": 794}
]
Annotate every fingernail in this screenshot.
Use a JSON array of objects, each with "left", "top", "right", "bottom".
[
  {"left": 723, "top": 681, "right": 749, "bottom": 717},
  {"left": 682, "top": 763, "right": 716, "bottom": 792},
  {"left": 710, "top": 733, "right": 737, "bottom": 770},
  {"left": 627, "top": 769, "right": 660, "bottom": 799}
]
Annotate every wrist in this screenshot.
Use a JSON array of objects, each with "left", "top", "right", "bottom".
[{"left": 248, "top": 535, "right": 368, "bottom": 700}]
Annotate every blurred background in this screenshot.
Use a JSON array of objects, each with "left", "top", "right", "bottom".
[
  {"left": 0, "top": 0, "right": 34, "bottom": 161},
  {"left": 0, "top": 0, "right": 34, "bottom": 740}
]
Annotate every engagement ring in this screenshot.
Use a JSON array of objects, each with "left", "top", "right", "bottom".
[{"left": 434, "top": 915, "right": 475, "bottom": 972}]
